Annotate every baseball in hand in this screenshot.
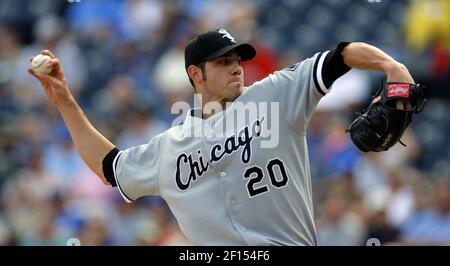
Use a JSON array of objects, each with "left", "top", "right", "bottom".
[{"left": 31, "top": 54, "right": 52, "bottom": 74}]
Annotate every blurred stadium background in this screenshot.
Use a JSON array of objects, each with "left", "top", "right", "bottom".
[{"left": 0, "top": 0, "right": 449, "bottom": 245}]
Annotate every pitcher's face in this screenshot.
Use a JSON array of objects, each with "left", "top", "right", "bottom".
[{"left": 204, "top": 52, "right": 244, "bottom": 102}]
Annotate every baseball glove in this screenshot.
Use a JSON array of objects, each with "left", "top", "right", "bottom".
[{"left": 346, "top": 82, "right": 426, "bottom": 152}]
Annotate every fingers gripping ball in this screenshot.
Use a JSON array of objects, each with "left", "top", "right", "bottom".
[
  {"left": 31, "top": 54, "right": 52, "bottom": 74},
  {"left": 346, "top": 82, "right": 426, "bottom": 152}
]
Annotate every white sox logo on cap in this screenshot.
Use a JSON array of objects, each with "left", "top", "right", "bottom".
[{"left": 218, "top": 29, "right": 236, "bottom": 43}]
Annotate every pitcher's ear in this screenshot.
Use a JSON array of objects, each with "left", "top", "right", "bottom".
[{"left": 188, "top": 65, "right": 202, "bottom": 83}]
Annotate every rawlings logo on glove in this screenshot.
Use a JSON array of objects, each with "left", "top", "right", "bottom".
[{"left": 387, "top": 84, "right": 410, "bottom": 98}]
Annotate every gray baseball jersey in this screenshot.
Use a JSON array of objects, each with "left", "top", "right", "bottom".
[{"left": 105, "top": 46, "right": 350, "bottom": 245}]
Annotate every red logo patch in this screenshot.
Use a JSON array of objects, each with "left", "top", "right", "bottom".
[{"left": 387, "top": 84, "right": 410, "bottom": 98}]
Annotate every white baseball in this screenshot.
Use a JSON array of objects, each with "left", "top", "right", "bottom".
[{"left": 31, "top": 54, "right": 52, "bottom": 74}]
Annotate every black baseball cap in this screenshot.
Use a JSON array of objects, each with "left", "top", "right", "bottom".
[{"left": 184, "top": 29, "right": 256, "bottom": 71}]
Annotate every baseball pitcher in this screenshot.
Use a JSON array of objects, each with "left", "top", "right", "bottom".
[{"left": 28, "top": 29, "right": 423, "bottom": 245}]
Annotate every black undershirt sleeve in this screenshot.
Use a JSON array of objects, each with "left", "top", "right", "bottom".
[
  {"left": 102, "top": 147, "right": 120, "bottom": 187},
  {"left": 322, "top": 42, "right": 352, "bottom": 88}
]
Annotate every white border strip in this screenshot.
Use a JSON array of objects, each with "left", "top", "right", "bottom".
[
  {"left": 316, "top": 50, "right": 330, "bottom": 94},
  {"left": 112, "top": 151, "right": 133, "bottom": 203}
]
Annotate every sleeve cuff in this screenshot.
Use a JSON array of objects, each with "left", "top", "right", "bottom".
[
  {"left": 313, "top": 51, "right": 331, "bottom": 96},
  {"left": 322, "top": 42, "right": 352, "bottom": 88},
  {"left": 102, "top": 147, "right": 134, "bottom": 203},
  {"left": 102, "top": 147, "right": 119, "bottom": 187},
  {"left": 112, "top": 151, "right": 134, "bottom": 203}
]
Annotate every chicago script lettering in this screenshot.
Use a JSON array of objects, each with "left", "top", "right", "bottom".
[{"left": 175, "top": 116, "right": 265, "bottom": 190}]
